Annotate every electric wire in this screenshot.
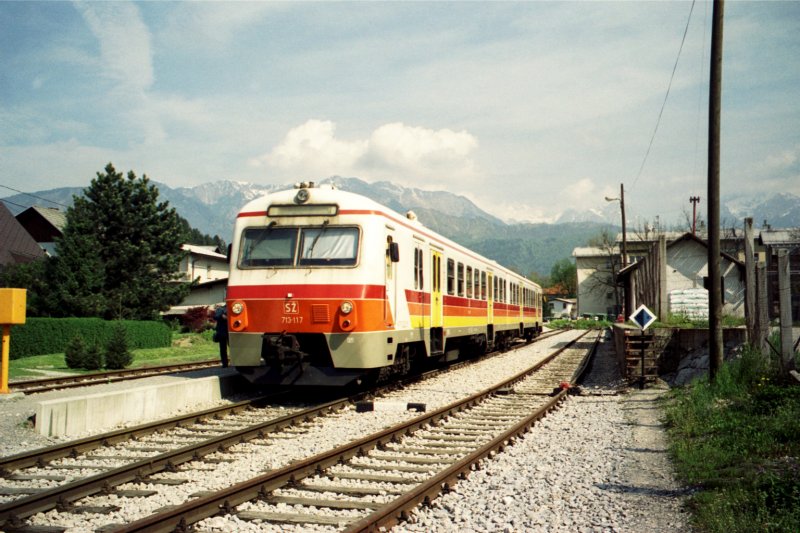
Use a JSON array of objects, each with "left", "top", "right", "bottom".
[
  {"left": 631, "top": 0, "right": 697, "bottom": 190},
  {"left": 0, "top": 183, "right": 70, "bottom": 209}
]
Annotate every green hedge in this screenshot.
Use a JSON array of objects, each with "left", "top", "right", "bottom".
[{"left": 8, "top": 318, "right": 171, "bottom": 359}]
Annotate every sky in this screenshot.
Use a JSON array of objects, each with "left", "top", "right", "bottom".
[{"left": 1, "top": 1, "right": 799, "bottom": 227}]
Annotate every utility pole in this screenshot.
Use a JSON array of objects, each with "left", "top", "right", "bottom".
[
  {"left": 690, "top": 196, "right": 700, "bottom": 235},
  {"left": 620, "top": 183, "right": 627, "bottom": 268},
  {"left": 708, "top": 0, "right": 725, "bottom": 382}
]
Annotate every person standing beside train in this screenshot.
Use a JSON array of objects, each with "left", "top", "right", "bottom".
[{"left": 212, "top": 304, "right": 229, "bottom": 367}]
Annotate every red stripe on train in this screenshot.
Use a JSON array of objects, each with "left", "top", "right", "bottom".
[{"left": 227, "top": 284, "right": 385, "bottom": 300}]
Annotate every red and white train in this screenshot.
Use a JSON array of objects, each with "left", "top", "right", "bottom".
[{"left": 226, "top": 182, "right": 543, "bottom": 386}]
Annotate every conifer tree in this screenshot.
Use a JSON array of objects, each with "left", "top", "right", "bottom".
[
  {"left": 64, "top": 335, "right": 88, "bottom": 369},
  {"left": 83, "top": 342, "right": 104, "bottom": 370},
  {"left": 105, "top": 322, "right": 133, "bottom": 369},
  {"left": 47, "top": 163, "right": 190, "bottom": 319}
]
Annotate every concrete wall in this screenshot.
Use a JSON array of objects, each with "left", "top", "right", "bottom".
[
  {"left": 611, "top": 325, "right": 747, "bottom": 386},
  {"left": 36, "top": 373, "right": 246, "bottom": 437},
  {"left": 576, "top": 255, "right": 617, "bottom": 317}
]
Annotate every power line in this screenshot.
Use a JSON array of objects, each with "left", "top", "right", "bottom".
[
  {"left": 0, "top": 183, "right": 70, "bottom": 209},
  {"left": 632, "top": 0, "right": 697, "bottom": 190},
  {"left": 0, "top": 198, "right": 30, "bottom": 210}
]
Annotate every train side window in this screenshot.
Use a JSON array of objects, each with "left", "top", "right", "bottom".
[
  {"left": 419, "top": 249, "right": 424, "bottom": 289},
  {"left": 481, "top": 271, "right": 487, "bottom": 300},
  {"left": 493, "top": 276, "right": 498, "bottom": 301},
  {"left": 447, "top": 259, "right": 455, "bottom": 295},
  {"left": 466, "top": 266, "right": 473, "bottom": 298},
  {"left": 457, "top": 262, "right": 464, "bottom": 297},
  {"left": 414, "top": 248, "right": 419, "bottom": 289},
  {"left": 474, "top": 269, "right": 480, "bottom": 300}
]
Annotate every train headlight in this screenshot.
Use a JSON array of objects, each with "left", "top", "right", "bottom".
[
  {"left": 231, "top": 302, "right": 244, "bottom": 315},
  {"left": 340, "top": 301, "right": 354, "bottom": 315},
  {"left": 295, "top": 188, "right": 310, "bottom": 203}
]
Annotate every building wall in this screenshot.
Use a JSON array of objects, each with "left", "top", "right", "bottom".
[
  {"left": 179, "top": 254, "right": 229, "bottom": 284},
  {"left": 550, "top": 300, "right": 574, "bottom": 318},
  {"left": 666, "top": 239, "right": 745, "bottom": 317},
  {"left": 181, "top": 283, "right": 227, "bottom": 308},
  {"left": 576, "top": 255, "right": 618, "bottom": 317}
]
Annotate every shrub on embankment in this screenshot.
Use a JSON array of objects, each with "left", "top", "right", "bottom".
[
  {"left": 663, "top": 344, "right": 800, "bottom": 532},
  {"left": 8, "top": 317, "right": 171, "bottom": 359}
]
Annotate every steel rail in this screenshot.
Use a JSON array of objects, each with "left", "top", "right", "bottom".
[
  {"left": 10, "top": 360, "right": 222, "bottom": 394},
  {"left": 345, "top": 330, "right": 603, "bottom": 532},
  {"left": 110, "top": 330, "right": 593, "bottom": 533},
  {"left": 0, "top": 392, "right": 350, "bottom": 526},
  {"left": 1, "top": 329, "right": 565, "bottom": 475},
  {"left": 0, "top": 395, "right": 269, "bottom": 474}
]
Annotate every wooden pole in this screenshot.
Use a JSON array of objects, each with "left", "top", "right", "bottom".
[
  {"left": 658, "top": 235, "right": 668, "bottom": 319},
  {"left": 744, "top": 217, "right": 756, "bottom": 344},
  {"left": 620, "top": 183, "right": 627, "bottom": 269},
  {"left": 708, "top": 0, "right": 725, "bottom": 382},
  {"left": 756, "top": 261, "right": 769, "bottom": 355},
  {"left": 778, "top": 249, "right": 795, "bottom": 374}
]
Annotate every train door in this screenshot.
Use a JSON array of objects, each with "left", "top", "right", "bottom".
[
  {"left": 384, "top": 233, "right": 399, "bottom": 327},
  {"left": 430, "top": 249, "right": 444, "bottom": 354},
  {"left": 486, "top": 271, "right": 494, "bottom": 343}
]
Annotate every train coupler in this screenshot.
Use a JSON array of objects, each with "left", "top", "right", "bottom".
[{"left": 262, "top": 332, "right": 304, "bottom": 365}]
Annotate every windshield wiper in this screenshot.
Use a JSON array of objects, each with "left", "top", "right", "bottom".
[{"left": 306, "top": 220, "right": 329, "bottom": 259}]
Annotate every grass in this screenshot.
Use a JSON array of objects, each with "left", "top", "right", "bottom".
[
  {"left": 663, "top": 343, "right": 800, "bottom": 532},
  {"left": 654, "top": 313, "right": 746, "bottom": 329},
  {"left": 547, "top": 317, "right": 612, "bottom": 330},
  {"left": 7, "top": 331, "right": 219, "bottom": 380}
]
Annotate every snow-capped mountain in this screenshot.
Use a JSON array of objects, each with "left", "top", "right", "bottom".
[
  {"left": 722, "top": 192, "right": 800, "bottom": 229},
  {"left": 4, "top": 179, "right": 797, "bottom": 276}
]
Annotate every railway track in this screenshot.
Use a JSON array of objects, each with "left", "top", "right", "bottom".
[
  {"left": 9, "top": 360, "right": 222, "bottom": 395},
  {"left": 112, "top": 330, "right": 597, "bottom": 532},
  {"left": 0, "top": 328, "right": 577, "bottom": 532}
]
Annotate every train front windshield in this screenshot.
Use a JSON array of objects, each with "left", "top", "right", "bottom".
[{"left": 239, "top": 226, "right": 359, "bottom": 268}]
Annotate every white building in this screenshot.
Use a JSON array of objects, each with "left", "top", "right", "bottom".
[
  {"left": 178, "top": 244, "right": 229, "bottom": 284},
  {"left": 549, "top": 297, "right": 577, "bottom": 319},
  {"left": 573, "top": 246, "right": 622, "bottom": 319},
  {"left": 166, "top": 245, "right": 230, "bottom": 317}
]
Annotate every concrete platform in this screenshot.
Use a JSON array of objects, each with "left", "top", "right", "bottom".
[{"left": 35, "top": 368, "right": 247, "bottom": 437}]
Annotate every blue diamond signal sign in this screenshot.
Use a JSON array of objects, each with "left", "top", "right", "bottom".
[{"left": 629, "top": 304, "right": 657, "bottom": 331}]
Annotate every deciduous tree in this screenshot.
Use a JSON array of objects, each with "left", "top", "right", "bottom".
[{"left": 550, "top": 258, "right": 577, "bottom": 296}]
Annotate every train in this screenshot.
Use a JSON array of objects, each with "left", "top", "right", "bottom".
[{"left": 225, "top": 182, "right": 543, "bottom": 386}]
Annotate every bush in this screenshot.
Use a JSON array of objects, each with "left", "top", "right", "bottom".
[
  {"left": 105, "top": 322, "right": 133, "bottom": 369},
  {"left": 64, "top": 335, "right": 88, "bottom": 369},
  {"left": 9, "top": 318, "right": 171, "bottom": 359},
  {"left": 179, "top": 306, "right": 212, "bottom": 333}
]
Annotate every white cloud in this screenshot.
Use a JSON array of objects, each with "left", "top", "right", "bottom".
[
  {"left": 252, "top": 120, "right": 479, "bottom": 188},
  {"left": 253, "top": 120, "right": 367, "bottom": 175},
  {"left": 73, "top": 1, "right": 153, "bottom": 92}
]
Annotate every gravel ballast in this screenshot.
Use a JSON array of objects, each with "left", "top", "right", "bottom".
[{"left": 1, "top": 331, "right": 692, "bottom": 532}]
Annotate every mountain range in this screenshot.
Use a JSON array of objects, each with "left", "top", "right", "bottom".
[{"left": 3, "top": 178, "right": 799, "bottom": 277}]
